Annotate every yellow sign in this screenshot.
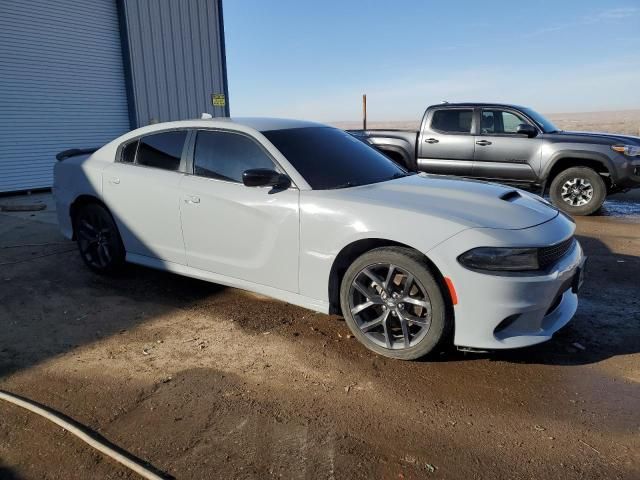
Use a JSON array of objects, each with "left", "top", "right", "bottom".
[{"left": 211, "top": 93, "right": 226, "bottom": 107}]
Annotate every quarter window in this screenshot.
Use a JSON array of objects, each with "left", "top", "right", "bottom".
[
  {"left": 481, "top": 110, "right": 529, "bottom": 134},
  {"left": 193, "top": 130, "right": 276, "bottom": 183},
  {"left": 431, "top": 109, "right": 473, "bottom": 133},
  {"left": 120, "top": 140, "right": 138, "bottom": 163},
  {"left": 136, "top": 131, "right": 187, "bottom": 171}
]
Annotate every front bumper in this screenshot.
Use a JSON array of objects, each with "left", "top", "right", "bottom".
[
  {"left": 428, "top": 214, "right": 585, "bottom": 350},
  {"left": 612, "top": 156, "right": 640, "bottom": 189}
]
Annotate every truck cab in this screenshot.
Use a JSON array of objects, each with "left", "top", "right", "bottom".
[{"left": 350, "top": 102, "right": 640, "bottom": 215}]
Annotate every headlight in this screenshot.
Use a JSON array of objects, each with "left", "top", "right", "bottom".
[
  {"left": 611, "top": 144, "right": 640, "bottom": 156},
  {"left": 458, "top": 247, "right": 539, "bottom": 271}
]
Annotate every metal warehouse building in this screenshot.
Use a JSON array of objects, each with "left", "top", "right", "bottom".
[{"left": 0, "top": 0, "right": 229, "bottom": 193}]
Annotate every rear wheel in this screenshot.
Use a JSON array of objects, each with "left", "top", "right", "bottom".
[
  {"left": 74, "top": 203, "right": 125, "bottom": 273},
  {"left": 549, "top": 166, "right": 606, "bottom": 216},
  {"left": 339, "top": 247, "right": 449, "bottom": 360}
]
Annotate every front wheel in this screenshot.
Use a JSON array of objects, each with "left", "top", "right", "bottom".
[
  {"left": 549, "top": 166, "right": 606, "bottom": 216},
  {"left": 74, "top": 203, "right": 125, "bottom": 274},
  {"left": 340, "top": 247, "right": 450, "bottom": 360}
]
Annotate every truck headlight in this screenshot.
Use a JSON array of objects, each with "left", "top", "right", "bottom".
[
  {"left": 611, "top": 144, "right": 640, "bottom": 156},
  {"left": 458, "top": 247, "right": 539, "bottom": 271}
]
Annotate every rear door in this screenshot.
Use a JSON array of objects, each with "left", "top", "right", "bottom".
[
  {"left": 179, "top": 129, "right": 300, "bottom": 293},
  {"left": 472, "top": 108, "right": 542, "bottom": 182},
  {"left": 417, "top": 108, "right": 475, "bottom": 175},
  {"left": 102, "top": 130, "right": 188, "bottom": 264}
]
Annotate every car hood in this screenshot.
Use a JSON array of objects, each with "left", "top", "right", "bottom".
[
  {"left": 341, "top": 174, "right": 558, "bottom": 230},
  {"left": 546, "top": 130, "right": 640, "bottom": 145}
]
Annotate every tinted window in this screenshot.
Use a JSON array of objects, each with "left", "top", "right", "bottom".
[
  {"left": 137, "top": 131, "right": 187, "bottom": 171},
  {"left": 193, "top": 130, "right": 276, "bottom": 182},
  {"left": 481, "top": 110, "right": 529, "bottom": 134},
  {"left": 431, "top": 109, "right": 473, "bottom": 133},
  {"left": 120, "top": 140, "right": 138, "bottom": 163},
  {"left": 262, "top": 127, "right": 408, "bottom": 190}
]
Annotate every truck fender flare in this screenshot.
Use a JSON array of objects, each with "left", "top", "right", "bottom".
[
  {"left": 542, "top": 150, "right": 616, "bottom": 183},
  {"left": 369, "top": 141, "right": 415, "bottom": 171}
]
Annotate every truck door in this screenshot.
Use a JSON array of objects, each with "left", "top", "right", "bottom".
[
  {"left": 417, "top": 108, "right": 475, "bottom": 176},
  {"left": 472, "top": 108, "right": 542, "bottom": 182}
]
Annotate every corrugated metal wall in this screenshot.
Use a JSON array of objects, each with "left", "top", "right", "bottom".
[
  {"left": 120, "top": 0, "right": 229, "bottom": 127},
  {"left": 0, "top": 0, "right": 131, "bottom": 193}
]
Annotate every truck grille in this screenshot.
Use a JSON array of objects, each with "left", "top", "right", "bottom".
[{"left": 538, "top": 237, "right": 575, "bottom": 268}]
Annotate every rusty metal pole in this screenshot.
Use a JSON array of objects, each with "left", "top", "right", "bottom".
[{"left": 362, "top": 94, "right": 367, "bottom": 131}]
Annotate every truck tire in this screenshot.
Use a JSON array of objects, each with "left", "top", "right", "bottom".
[
  {"left": 549, "top": 166, "right": 606, "bottom": 216},
  {"left": 340, "top": 247, "right": 450, "bottom": 360}
]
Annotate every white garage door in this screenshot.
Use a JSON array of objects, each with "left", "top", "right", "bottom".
[{"left": 0, "top": 0, "right": 130, "bottom": 193}]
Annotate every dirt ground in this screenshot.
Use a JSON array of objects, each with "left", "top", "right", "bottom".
[{"left": 0, "top": 192, "right": 639, "bottom": 480}]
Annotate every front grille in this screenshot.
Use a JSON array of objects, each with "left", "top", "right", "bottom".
[{"left": 538, "top": 237, "right": 575, "bottom": 268}]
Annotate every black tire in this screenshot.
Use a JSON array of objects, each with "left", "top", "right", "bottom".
[
  {"left": 549, "top": 166, "right": 606, "bottom": 216},
  {"left": 339, "top": 247, "right": 450, "bottom": 360},
  {"left": 74, "top": 203, "right": 125, "bottom": 274}
]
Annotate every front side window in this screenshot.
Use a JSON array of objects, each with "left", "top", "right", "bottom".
[
  {"left": 431, "top": 109, "right": 473, "bottom": 133},
  {"left": 481, "top": 110, "right": 529, "bottom": 134},
  {"left": 136, "top": 131, "right": 187, "bottom": 171},
  {"left": 193, "top": 130, "right": 276, "bottom": 183}
]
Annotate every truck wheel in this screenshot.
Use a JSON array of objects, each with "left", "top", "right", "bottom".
[
  {"left": 340, "top": 247, "right": 450, "bottom": 360},
  {"left": 74, "top": 203, "right": 125, "bottom": 274},
  {"left": 549, "top": 167, "right": 606, "bottom": 216}
]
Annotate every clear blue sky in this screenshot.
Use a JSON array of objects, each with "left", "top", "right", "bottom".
[{"left": 223, "top": 0, "right": 640, "bottom": 121}]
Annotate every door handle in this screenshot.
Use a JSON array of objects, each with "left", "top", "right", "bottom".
[
  {"left": 109, "top": 177, "right": 120, "bottom": 185},
  {"left": 476, "top": 140, "right": 492, "bottom": 146},
  {"left": 424, "top": 138, "right": 439, "bottom": 144},
  {"left": 184, "top": 195, "right": 200, "bottom": 204}
]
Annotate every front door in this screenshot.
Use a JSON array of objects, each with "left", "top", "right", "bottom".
[
  {"left": 472, "top": 109, "right": 542, "bottom": 182},
  {"left": 417, "top": 108, "right": 475, "bottom": 175},
  {"left": 102, "top": 130, "right": 188, "bottom": 264},
  {"left": 180, "top": 129, "right": 300, "bottom": 293}
]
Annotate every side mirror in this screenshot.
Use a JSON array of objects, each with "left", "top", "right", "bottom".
[
  {"left": 516, "top": 124, "right": 537, "bottom": 138},
  {"left": 242, "top": 168, "right": 291, "bottom": 191}
]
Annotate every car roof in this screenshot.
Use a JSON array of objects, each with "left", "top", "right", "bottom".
[
  {"left": 231, "top": 117, "right": 325, "bottom": 132},
  {"left": 160, "top": 116, "right": 325, "bottom": 132},
  {"left": 428, "top": 102, "right": 528, "bottom": 110}
]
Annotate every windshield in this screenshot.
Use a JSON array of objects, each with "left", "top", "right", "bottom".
[
  {"left": 262, "top": 127, "right": 409, "bottom": 190},
  {"left": 520, "top": 107, "right": 560, "bottom": 133}
]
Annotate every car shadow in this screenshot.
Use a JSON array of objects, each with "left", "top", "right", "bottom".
[{"left": 0, "top": 209, "right": 228, "bottom": 379}]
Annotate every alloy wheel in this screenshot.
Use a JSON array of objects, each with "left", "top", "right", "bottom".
[
  {"left": 560, "top": 178, "right": 593, "bottom": 207},
  {"left": 348, "top": 263, "right": 432, "bottom": 350},
  {"left": 77, "top": 210, "right": 116, "bottom": 269}
]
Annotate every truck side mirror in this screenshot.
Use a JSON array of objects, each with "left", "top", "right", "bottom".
[{"left": 516, "top": 124, "right": 537, "bottom": 138}]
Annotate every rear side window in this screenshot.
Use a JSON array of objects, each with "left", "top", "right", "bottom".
[
  {"left": 120, "top": 140, "right": 138, "bottom": 163},
  {"left": 193, "top": 130, "right": 276, "bottom": 182},
  {"left": 136, "top": 131, "right": 187, "bottom": 171},
  {"left": 431, "top": 109, "right": 473, "bottom": 133}
]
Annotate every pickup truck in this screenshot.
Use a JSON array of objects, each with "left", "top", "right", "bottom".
[{"left": 349, "top": 103, "right": 640, "bottom": 215}]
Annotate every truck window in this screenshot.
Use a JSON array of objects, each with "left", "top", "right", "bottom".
[
  {"left": 431, "top": 109, "right": 473, "bottom": 134},
  {"left": 481, "top": 110, "right": 529, "bottom": 134}
]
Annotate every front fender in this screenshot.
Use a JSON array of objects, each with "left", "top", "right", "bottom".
[{"left": 297, "top": 193, "right": 467, "bottom": 304}]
